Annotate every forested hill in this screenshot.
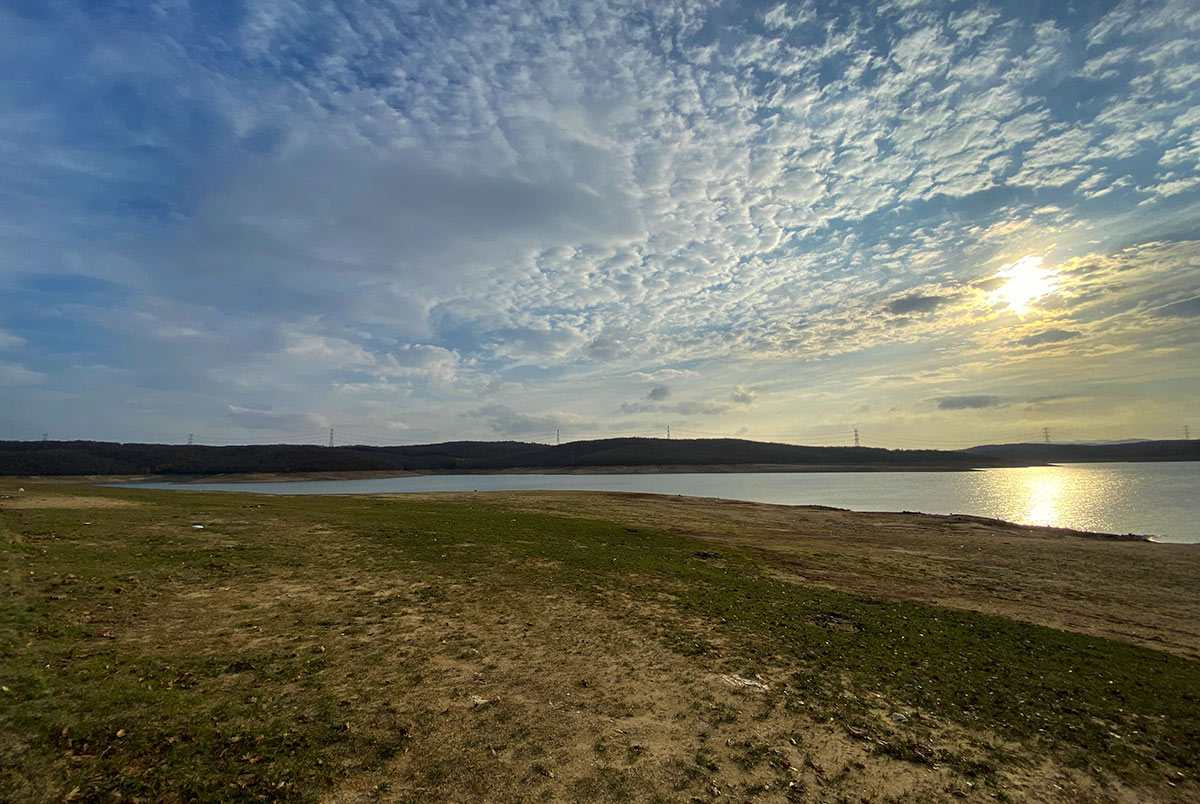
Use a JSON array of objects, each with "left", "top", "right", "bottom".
[
  {"left": 2, "top": 437, "right": 1196, "bottom": 476},
  {"left": 964, "top": 440, "right": 1200, "bottom": 463},
  {"left": 2, "top": 437, "right": 999, "bottom": 475}
]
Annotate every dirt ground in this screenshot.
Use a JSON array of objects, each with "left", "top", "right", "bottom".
[
  {"left": 3, "top": 484, "right": 1199, "bottom": 803},
  {"left": 396, "top": 490, "right": 1200, "bottom": 662}
]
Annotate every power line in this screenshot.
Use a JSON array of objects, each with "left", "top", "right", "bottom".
[
  {"left": 869, "top": 432, "right": 1046, "bottom": 448},
  {"left": 330, "top": 428, "right": 421, "bottom": 445},
  {"left": 172, "top": 424, "right": 1144, "bottom": 451},
  {"left": 671, "top": 427, "right": 850, "bottom": 441},
  {"left": 193, "top": 432, "right": 329, "bottom": 445},
  {"left": 556, "top": 429, "right": 662, "bottom": 438}
]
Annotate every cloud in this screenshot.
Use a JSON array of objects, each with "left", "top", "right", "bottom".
[
  {"left": 673, "top": 400, "right": 734, "bottom": 416},
  {"left": 618, "top": 396, "right": 735, "bottom": 417},
  {"left": 886, "top": 294, "right": 952, "bottom": 315},
  {"left": 617, "top": 384, "right": 673, "bottom": 413},
  {"left": 1014, "top": 328, "right": 1082, "bottom": 347},
  {"left": 646, "top": 385, "right": 671, "bottom": 401},
  {"left": 936, "top": 395, "right": 1007, "bottom": 411},
  {"left": 617, "top": 400, "right": 658, "bottom": 415},
  {"left": 1151, "top": 297, "right": 1200, "bottom": 318},
  {"left": 628, "top": 369, "right": 697, "bottom": 383},
  {"left": 584, "top": 336, "right": 626, "bottom": 360},
  {"left": 161, "top": 148, "right": 640, "bottom": 333},
  {"left": 380, "top": 345, "right": 461, "bottom": 383},
  {"left": 730, "top": 385, "right": 757, "bottom": 405},
  {"left": 490, "top": 326, "right": 587, "bottom": 361},
  {"left": 470, "top": 404, "right": 576, "bottom": 437},
  {"left": 0, "top": 331, "right": 26, "bottom": 350},
  {"left": 3, "top": 0, "right": 1199, "bottom": 443},
  {"left": 0, "top": 360, "right": 45, "bottom": 388},
  {"left": 1026, "top": 394, "right": 1084, "bottom": 405},
  {"left": 227, "top": 405, "right": 329, "bottom": 431}
]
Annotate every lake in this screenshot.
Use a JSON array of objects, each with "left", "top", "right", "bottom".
[{"left": 124, "top": 461, "right": 1200, "bottom": 543}]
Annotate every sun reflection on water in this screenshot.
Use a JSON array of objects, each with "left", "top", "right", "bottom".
[
  {"left": 1022, "top": 471, "right": 1064, "bottom": 527},
  {"left": 971, "top": 465, "right": 1125, "bottom": 533}
]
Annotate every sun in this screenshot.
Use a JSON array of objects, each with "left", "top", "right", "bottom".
[{"left": 988, "top": 255, "right": 1058, "bottom": 314}]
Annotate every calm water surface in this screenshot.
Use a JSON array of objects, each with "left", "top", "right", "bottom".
[{"left": 127, "top": 461, "right": 1200, "bottom": 543}]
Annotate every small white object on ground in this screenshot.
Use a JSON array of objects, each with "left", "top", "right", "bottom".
[
  {"left": 192, "top": 524, "right": 204, "bottom": 529},
  {"left": 720, "top": 673, "right": 770, "bottom": 691}
]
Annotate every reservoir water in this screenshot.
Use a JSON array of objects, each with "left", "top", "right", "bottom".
[{"left": 125, "top": 461, "right": 1200, "bottom": 543}]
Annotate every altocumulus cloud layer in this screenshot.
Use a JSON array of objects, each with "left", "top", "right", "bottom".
[{"left": 1, "top": 0, "right": 1198, "bottom": 447}]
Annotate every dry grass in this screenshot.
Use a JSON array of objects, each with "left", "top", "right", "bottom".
[
  {"left": 3, "top": 482, "right": 1198, "bottom": 803},
  {"left": 432, "top": 491, "right": 1200, "bottom": 660}
]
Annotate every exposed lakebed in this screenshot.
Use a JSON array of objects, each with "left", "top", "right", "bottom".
[{"left": 125, "top": 460, "right": 1200, "bottom": 543}]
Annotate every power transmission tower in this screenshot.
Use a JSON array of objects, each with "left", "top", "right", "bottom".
[
  {"left": 1043, "top": 426, "right": 1050, "bottom": 444},
  {"left": 42, "top": 433, "right": 48, "bottom": 441},
  {"left": 1186, "top": 425, "right": 1191, "bottom": 440},
  {"left": 329, "top": 427, "right": 334, "bottom": 448},
  {"left": 667, "top": 425, "right": 671, "bottom": 439},
  {"left": 556, "top": 428, "right": 560, "bottom": 446},
  {"left": 853, "top": 427, "right": 860, "bottom": 447},
  {"left": 187, "top": 433, "right": 194, "bottom": 445}
]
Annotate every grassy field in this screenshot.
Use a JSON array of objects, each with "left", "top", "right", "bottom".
[{"left": 2, "top": 482, "right": 1198, "bottom": 803}]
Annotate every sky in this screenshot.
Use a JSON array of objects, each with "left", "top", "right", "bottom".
[{"left": 1, "top": 0, "right": 1198, "bottom": 449}]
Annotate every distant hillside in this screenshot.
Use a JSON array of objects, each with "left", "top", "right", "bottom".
[
  {"left": 964, "top": 440, "right": 1200, "bottom": 463},
  {"left": 456, "top": 438, "right": 1002, "bottom": 470},
  {"left": 2, "top": 437, "right": 1196, "bottom": 477},
  {"left": 0, "top": 440, "right": 528, "bottom": 476},
  {"left": 1, "top": 437, "right": 1008, "bottom": 476}
]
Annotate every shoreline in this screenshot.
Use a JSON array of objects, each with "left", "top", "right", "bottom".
[
  {"left": 4, "top": 475, "right": 1158, "bottom": 543},
  {"left": 12, "top": 462, "right": 1025, "bottom": 485},
  {"left": 9, "top": 467, "right": 1185, "bottom": 543},
  {"left": 383, "top": 488, "right": 1155, "bottom": 543},
  {"left": 12, "top": 453, "right": 1200, "bottom": 484}
]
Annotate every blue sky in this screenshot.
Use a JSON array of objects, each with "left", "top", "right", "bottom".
[{"left": 1, "top": 0, "right": 1198, "bottom": 447}]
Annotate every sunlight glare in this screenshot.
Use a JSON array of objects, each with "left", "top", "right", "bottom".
[
  {"left": 988, "top": 255, "right": 1058, "bottom": 314},
  {"left": 1023, "top": 472, "right": 1064, "bottom": 527}
]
